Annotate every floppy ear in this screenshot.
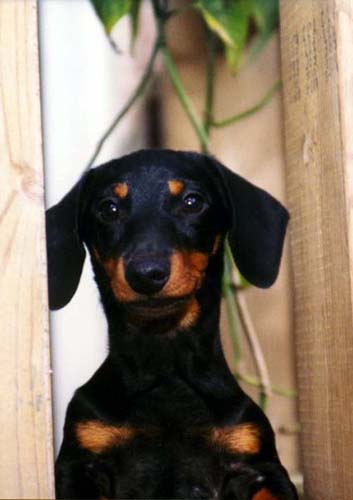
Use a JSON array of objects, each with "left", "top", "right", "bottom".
[
  {"left": 210, "top": 158, "right": 289, "bottom": 288},
  {"left": 46, "top": 175, "right": 88, "bottom": 310}
]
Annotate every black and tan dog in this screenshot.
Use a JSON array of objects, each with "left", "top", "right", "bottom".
[{"left": 47, "top": 149, "right": 297, "bottom": 499}]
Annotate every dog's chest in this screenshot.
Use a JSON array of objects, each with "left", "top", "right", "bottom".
[
  {"left": 75, "top": 376, "right": 222, "bottom": 454},
  {"left": 129, "top": 377, "right": 212, "bottom": 427},
  {"left": 73, "top": 407, "right": 262, "bottom": 500}
]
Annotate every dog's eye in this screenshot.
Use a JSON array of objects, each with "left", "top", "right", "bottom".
[
  {"left": 183, "top": 193, "right": 205, "bottom": 213},
  {"left": 98, "top": 199, "right": 119, "bottom": 222}
]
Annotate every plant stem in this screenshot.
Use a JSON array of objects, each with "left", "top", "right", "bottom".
[
  {"left": 234, "top": 282, "right": 272, "bottom": 410},
  {"left": 212, "top": 80, "right": 281, "bottom": 128},
  {"left": 201, "top": 33, "right": 243, "bottom": 367},
  {"left": 203, "top": 29, "right": 216, "bottom": 146},
  {"left": 151, "top": 0, "right": 166, "bottom": 19},
  {"left": 223, "top": 248, "right": 242, "bottom": 362},
  {"left": 224, "top": 244, "right": 272, "bottom": 411},
  {"left": 162, "top": 46, "right": 209, "bottom": 151},
  {"left": 84, "top": 36, "right": 161, "bottom": 171},
  {"left": 234, "top": 371, "right": 297, "bottom": 398}
]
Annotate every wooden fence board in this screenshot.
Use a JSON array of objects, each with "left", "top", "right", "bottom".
[
  {"left": 0, "top": 1, "right": 54, "bottom": 497},
  {"left": 280, "top": 1, "right": 353, "bottom": 498}
]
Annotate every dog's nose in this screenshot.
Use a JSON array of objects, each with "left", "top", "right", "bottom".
[{"left": 125, "top": 258, "right": 170, "bottom": 295}]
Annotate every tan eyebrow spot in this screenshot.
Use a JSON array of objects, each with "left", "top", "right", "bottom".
[
  {"left": 76, "top": 420, "right": 136, "bottom": 453},
  {"left": 210, "top": 423, "right": 260, "bottom": 455},
  {"left": 114, "top": 182, "right": 128, "bottom": 199},
  {"left": 168, "top": 180, "right": 184, "bottom": 196}
]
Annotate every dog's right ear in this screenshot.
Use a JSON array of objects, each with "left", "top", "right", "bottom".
[
  {"left": 46, "top": 174, "right": 88, "bottom": 310},
  {"left": 202, "top": 155, "right": 289, "bottom": 288}
]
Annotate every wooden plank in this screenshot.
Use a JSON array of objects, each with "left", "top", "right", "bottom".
[
  {"left": 279, "top": 1, "right": 353, "bottom": 498},
  {"left": 0, "top": 1, "right": 55, "bottom": 498}
]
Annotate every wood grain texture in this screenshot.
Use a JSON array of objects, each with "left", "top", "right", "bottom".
[
  {"left": 0, "top": 1, "right": 54, "bottom": 498},
  {"left": 280, "top": 1, "right": 353, "bottom": 498}
]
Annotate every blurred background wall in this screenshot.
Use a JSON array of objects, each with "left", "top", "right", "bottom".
[{"left": 40, "top": 0, "right": 300, "bottom": 482}]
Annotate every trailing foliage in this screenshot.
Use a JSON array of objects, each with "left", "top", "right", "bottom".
[
  {"left": 90, "top": 0, "right": 279, "bottom": 70},
  {"left": 91, "top": 0, "right": 132, "bottom": 34}
]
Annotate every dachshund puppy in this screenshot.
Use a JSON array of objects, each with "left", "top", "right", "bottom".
[{"left": 47, "top": 150, "right": 297, "bottom": 499}]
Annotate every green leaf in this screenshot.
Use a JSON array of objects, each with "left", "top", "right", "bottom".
[
  {"left": 251, "top": 0, "right": 279, "bottom": 35},
  {"left": 196, "top": 0, "right": 251, "bottom": 71},
  {"left": 249, "top": 0, "right": 279, "bottom": 59},
  {"left": 248, "top": 30, "right": 271, "bottom": 61},
  {"left": 129, "top": 0, "right": 142, "bottom": 50},
  {"left": 91, "top": 0, "right": 132, "bottom": 34}
]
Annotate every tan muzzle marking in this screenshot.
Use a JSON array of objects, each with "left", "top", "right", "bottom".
[
  {"left": 102, "top": 250, "right": 210, "bottom": 304},
  {"left": 160, "top": 251, "right": 209, "bottom": 298}
]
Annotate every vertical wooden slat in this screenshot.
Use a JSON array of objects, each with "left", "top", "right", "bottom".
[
  {"left": 280, "top": 1, "right": 353, "bottom": 498},
  {"left": 0, "top": 1, "right": 54, "bottom": 498}
]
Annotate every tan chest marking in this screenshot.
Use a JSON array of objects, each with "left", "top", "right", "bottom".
[
  {"left": 210, "top": 423, "right": 260, "bottom": 455},
  {"left": 168, "top": 180, "right": 184, "bottom": 196},
  {"left": 252, "top": 489, "right": 279, "bottom": 500},
  {"left": 114, "top": 182, "right": 128, "bottom": 199},
  {"left": 76, "top": 421, "right": 137, "bottom": 453}
]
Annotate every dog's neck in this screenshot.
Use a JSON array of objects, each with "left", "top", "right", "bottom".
[{"left": 90, "top": 249, "right": 242, "bottom": 414}]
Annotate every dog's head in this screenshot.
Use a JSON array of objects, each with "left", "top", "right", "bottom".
[{"left": 47, "top": 150, "right": 288, "bottom": 323}]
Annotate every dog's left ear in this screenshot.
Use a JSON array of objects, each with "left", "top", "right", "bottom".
[
  {"left": 46, "top": 174, "right": 89, "bottom": 310},
  {"left": 209, "top": 157, "right": 289, "bottom": 288}
]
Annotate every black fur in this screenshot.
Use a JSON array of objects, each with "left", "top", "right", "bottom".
[{"left": 47, "top": 150, "right": 297, "bottom": 499}]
